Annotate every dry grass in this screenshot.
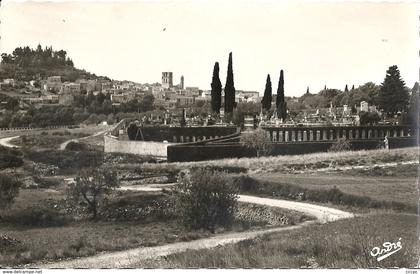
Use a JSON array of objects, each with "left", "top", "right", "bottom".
[
  {"left": 135, "top": 213, "right": 419, "bottom": 268},
  {"left": 135, "top": 147, "right": 417, "bottom": 174},
  {"left": 253, "top": 172, "right": 418, "bottom": 207}
]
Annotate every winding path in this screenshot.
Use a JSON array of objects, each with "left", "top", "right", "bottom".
[
  {"left": 38, "top": 184, "right": 353, "bottom": 268},
  {"left": 59, "top": 129, "right": 109, "bottom": 150},
  {"left": 0, "top": 135, "right": 20, "bottom": 148}
]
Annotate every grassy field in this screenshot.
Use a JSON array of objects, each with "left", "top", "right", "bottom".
[
  {"left": 0, "top": 187, "right": 309, "bottom": 266},
  {"left": 135, "top": 213, "right": 419, "bottom": 268},
  {"left": 253, "top": 172, "right": 418, "bottom": 207}
]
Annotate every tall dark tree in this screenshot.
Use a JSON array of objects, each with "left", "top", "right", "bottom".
[
  {"left": 344, "top": 85, "right": 349, "bottom": 92},
  {"left": 351, "top": 85, "right": 355, "bottom": 91},
  {"left": 210, "top": 62, "right": 222, "bottom": 113},
  {"left": 324, "top": 85, "right": 327, "bottom": 90},
  {"left": 261, "top": 74, "right": 272, "bottom": 111},
  {"left": 276, "top": 70, "right": 287, "bottom": 120},
  {"left": 377, "top": 65, "right": 409, "bottom": 115},
  {"left": 306, "top": 87, "right": 310, "bottom": 94},
  {"left": 224, "top": 52, "right": 236, "bottom": 113}
]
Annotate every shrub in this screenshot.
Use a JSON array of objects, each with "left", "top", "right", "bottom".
[
  {"left": 174, "top": 168, "right": 238, "bottom": 232},
  {"left": 240, "top": 128, "right": 272, "bottom": 157},
  {"left": 65, "top": 141, "right": 87, "bottom": 151},
  {"left": 26, "top": 150, "right": 103, "bottom": 171},
  {"left": 0, "top": 174, "right": 21, "bottom": 213},
  {"left": 232, "top": 175, "right": 260, "bottom": 192},
  {"left": 32, "top": 176, "right": 61, "bottom": 189},
  {"left": 4, "top": 206, "right": 72, "bottom": 227},
  {"left": 0, "top": 146, "right": 23, "bottom": 170},
  {"left": 329, "top": 138, "right": 351, "bottom": 152},
  {"left": 207, "top": 166, "right": 247, "bottom": 174}
]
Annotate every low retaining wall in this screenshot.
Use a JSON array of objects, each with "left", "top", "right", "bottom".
[
  {"left": 104, "top": 135, "right": 169, "bottom": 157},
  {"left": 167, "top": 137, "right": 417, "bottom": 162}
]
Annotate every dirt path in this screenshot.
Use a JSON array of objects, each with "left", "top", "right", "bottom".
[
  {"left": 40, "top": 220, "right": 318, "bottom": 268},
  {"left": 59, "top": 129, "right": 109, "bottom": 150},
  {"left": 38, "top": 185, "right": 353, "bottom": 268},
  {"left": 0, "top": 135, "right": 20, "bottom": 148}
]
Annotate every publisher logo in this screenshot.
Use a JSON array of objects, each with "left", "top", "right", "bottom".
[{"left": 370, "top": 238, "right": 402, "bottom": 262}]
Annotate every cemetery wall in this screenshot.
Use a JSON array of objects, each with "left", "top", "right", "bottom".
[{"left": 167, "top": 137, "right": 417, "bottom": 162}]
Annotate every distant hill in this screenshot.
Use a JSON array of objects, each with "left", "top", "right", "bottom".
[{"left": 0, "top": 45, "right": 109, "bottom": 82}]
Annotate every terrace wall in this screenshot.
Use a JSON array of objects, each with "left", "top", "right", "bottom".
[
  {"left": 167, "top": 137, "right": 417, "bottom": 162},
  {"left": 104, "top": 134, "right": 169, "bottom": 157}
]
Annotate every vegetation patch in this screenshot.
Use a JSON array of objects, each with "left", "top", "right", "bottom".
[
  {"left": 24, "top": 149, "right": 104, "bottom": 172},
  {"left": 0, "top": 145, "right": 23, "bottom": 170},
  {"left": 233, "top": 176, "right": 416, "bottom": 213},
  {"left": 137, "top": 213, "right": 418, "bottom": 268}
]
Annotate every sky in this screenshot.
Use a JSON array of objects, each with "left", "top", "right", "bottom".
[{"left": 0, "top": 0, "right": 418, "bottom": 96}]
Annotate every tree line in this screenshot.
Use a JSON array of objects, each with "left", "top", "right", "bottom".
[{"left": 209, "top": 55, "right": 415, "bottom": 123}]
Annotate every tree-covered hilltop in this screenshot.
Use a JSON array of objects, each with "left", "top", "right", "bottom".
[{"left": 0, "top": 45, "right": 108, "bottom": 82}]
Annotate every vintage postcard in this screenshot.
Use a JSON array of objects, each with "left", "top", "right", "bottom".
[{"left": 0, "top": 0, "right": 418, "bottom": 271}]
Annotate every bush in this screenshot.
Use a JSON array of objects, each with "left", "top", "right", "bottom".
[
  {"left": 65, "top": 141, "right": 87, "bottom": 151},
  {"left": 240, "top": 129, "right": 272, "bottom": 157},
  {"left": 0, "top": 174, "right": 22, "bottom": 213},
  {"left": 233, "top": 175, "right": 260, "bottom": 192},
  {"left": 207, "top": 166, "right": 247, "bottom": 174},
  {"left": 174, "top": 168, "right": 238, "bottom": 232},
  {"left": 26, "top": 150, "right": 104, "bottom": 171},
  {"left": 0, "top": 146, "right": 23, "bottom": 170},
  {"left": 4, "top": 206, "right": 72, "bottom": 227},
  {"left": 329, "top": 138, "right": 351, "bottom": 152}
]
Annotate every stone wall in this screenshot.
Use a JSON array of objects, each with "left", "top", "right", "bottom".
[{"left": 104, "top": 134, "right": 169, "bottom": 157}]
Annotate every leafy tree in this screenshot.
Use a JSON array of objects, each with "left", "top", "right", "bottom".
[
  {"left": 261, "top": 74, "right": 272, "bottom": 111},
  {"left": 377, "top": 65, "right": 409, "bottom": 115},
  {"left": 400, "top": 82, "right": 419, "bottom": 126},
  {"left": 241, "top": 128, "right": 272, "bottom": 157},
  {"left": 0, "top": 174, "right": 21, "bottom": 217},
  {"left": 224, "top": 52, "right": 236, "bottom": 114},
  {"left": 276, "top": 70, "right": 287, "bottom": 120},
  {"left": 67, "top": 168, "right": 118, "bottom": 219},
  {"left": 174, "top": 168, "right": 238, "bottom": 233},
  {"left": 210, "top": 62, "right": 222, "bottom": 114}
]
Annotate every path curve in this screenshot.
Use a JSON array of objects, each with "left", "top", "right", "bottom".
[
  {"left": 38, "top": 184, "right": 353, "bottom": 268},
  {"left": 59, "top": 129, "right": 109, "bottom": 150},
  {"left": 0, "top": 136, "right": 20, "bottom": 148}
]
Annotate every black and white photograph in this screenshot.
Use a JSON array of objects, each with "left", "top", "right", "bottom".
[{"left": 0, "top": 0, "right": 418, "bottom": 270}]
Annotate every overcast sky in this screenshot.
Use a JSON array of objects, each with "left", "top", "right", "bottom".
[{"left": 0, "top": 0, "right": 418, "bottom": 96}]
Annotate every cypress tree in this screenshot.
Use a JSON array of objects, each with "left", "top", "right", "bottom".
[
  {"left": 306, "top": 87, "right": 310, "bottom": 94},
  {"left": 276, "top": 70, "right": 287, "bottom": 120},
  {"left": 378, "top": 65, "right": 409, "bottom": 115},
  {"left": 210, "top": 62, "right": 222, "bottom": 113},
  {"left": 224, "top": 52, "right": 236, "bottom": 113},
  {"left": 261, "top": 74, "right": 272, "bottom": 111},
  {"left": 324, "top": 85, "right": 327, "bottom": 90},
  {"left": 351, "top": 85, "right": 355, "bottom": 91},
  {"left": 344, "top": 84, "right": 348, "bottom": 92}
]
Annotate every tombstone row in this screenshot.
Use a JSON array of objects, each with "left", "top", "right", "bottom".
[{"left": 266, "top": 127, "right": 410, "bottom": 142}]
